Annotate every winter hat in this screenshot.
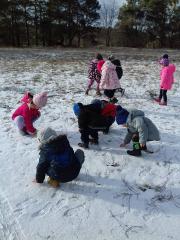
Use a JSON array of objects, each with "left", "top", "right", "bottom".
[
  {"left": 96, "top": 53, "right": 103, "bottom": 60},
  {"left": 38, "top": 127, "right": 57, "bottom": 145},
  {"left": 162, "top": 54, "right": 168, "bottom": 59},
  {"left": 33, "top": 92, "right": 47, "bottom": 109},
  {"left": 116, "top": 107, "right": 129, "bottom": 125},
  {"left": 159, "top": 58, "right": 169, "bottom": 66}
]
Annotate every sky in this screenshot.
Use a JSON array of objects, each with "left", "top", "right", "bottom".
[{"left": 99, "top": 0, "right": 126, "bottom": 6}]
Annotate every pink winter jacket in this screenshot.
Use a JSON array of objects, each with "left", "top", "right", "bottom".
[
  {"left": 100, "top": 61, "right": 120, "bottom": 90},
  {"left": 160, "top": 64, "right": 176, "bottom": 90},
  {"left": 12, "top": 103, "right": 40, "bottom": 134}
]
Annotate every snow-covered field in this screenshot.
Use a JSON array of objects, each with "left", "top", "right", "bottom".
[{"left": 0, "top": 48, "right": 180, "bottom": 240}]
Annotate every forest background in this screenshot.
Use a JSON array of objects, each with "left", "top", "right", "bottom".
[{"left": 0, "top": 0, "right": 179, "bottom": 48}]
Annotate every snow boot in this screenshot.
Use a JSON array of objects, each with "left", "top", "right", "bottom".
[
  {"left": 47, "top": 177, "right": 60, "bottom": 188},
  {"left": 120, "top": 88, "right": 125, "bottom": 97},
  {"left": 159, "top": 101, "right": 167, "bottom": 106},
  {"left": 89, "top": 138, "right": 99, "bottom": 145},
  {"left": 96, "top": 90, "right": 102, "bottom": 96},
  {"left": 103, "top": 127, "right": 109, "bottom": 134},
  {"left": 127, "top": 136, "right": 141, "bottom": 156},
  {"left": 78, "top": 142, "right": 89, "bottom": 149},
  {"left": 85, "top": 89, "right": 89, "bottom": 95},
  {"left": 154, "top": 98, "right": 161, "bottom": 103}
]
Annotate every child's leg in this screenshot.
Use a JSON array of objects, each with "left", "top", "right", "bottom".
[
  {"left": 75, "top": 149, "right": 85, "bottom": 166},
  {"left": 127, "top": 134, "right": 141, "bottom": 156},
  {"left": 14, "top": 116, "right": 28, "bottom": 135},
  {"left": 87, "top": 79, "right": 94, "bottom": 89},
  {"left": 104, "top": 117, "right": 115, "bottom": 134},
  {"left": 79, "top": 129, "right": 89, "bottom": 148},
  {"left": 86, "top": 79, "right": 94, "bottom": 94},
  {"left": 14, "top": 116, "right": 25, "bottom": 130},
  {"left": 89, "top": 129, "right": 98, "bottom": 144},
  {"left": 162, "top": 90, "right": 167, "bottom": 103},
  {"left": 96, "top": 81, "right": 101, "bottom": 95},
  {"left": 158, "top": 89, "right": 163, "bottom": 100}
]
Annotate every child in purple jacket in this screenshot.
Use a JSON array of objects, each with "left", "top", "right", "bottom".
[{"left": 85, "top": 53, "right": 103, "bottom": 96}]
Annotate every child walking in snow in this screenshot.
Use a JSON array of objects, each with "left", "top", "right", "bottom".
[
  {"left": 85, "top": 53, "right": 104, "bottom": 96},
  {"left": 35, "top": 127, "right": 85, "bottom": 187},
  {"left": 12, "top": 92, "right": 47, "bottom": 136},
  {"left": 109, "top": 55, "right": 125, "bottom": 97},
  {"left": 116, "top": 107, "right": 160, "bottom": 156},
  {"left": 100, "top": 57, "right": 121, "bottom": 103},
  {"left": 155, "top": 56, "right": 176, "bottom": 106}
]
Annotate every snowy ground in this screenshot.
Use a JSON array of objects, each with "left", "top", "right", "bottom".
[{"left": 0, "top": 48, "right": 180, "bottom": 240}]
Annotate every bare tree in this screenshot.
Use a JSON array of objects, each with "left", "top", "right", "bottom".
[{"left": 100, "top": 0, "right": 118, "bottom": 46}]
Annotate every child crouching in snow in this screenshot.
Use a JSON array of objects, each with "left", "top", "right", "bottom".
[
  {"left": 35, "top": 128, "right": 85, "bottom": 188},
  {"left": 73, "top": 100, "right": 116, "bottom": 149},
  {"left": 116, "top": 106, "right": 160, "bottom": 156},
  {"left": 12, "top": 92, "right": 47, "bottom": 136}
]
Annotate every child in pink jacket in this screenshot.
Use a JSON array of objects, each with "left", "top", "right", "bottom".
[
  {"left": 155, "top": 57, "right": 176, "bottom": 106},
  {"left": 12, "top": 92, "right": 47, "bottom": 135},
  {"left": 100, "top": 60, "right": 120, "bottom": 103}
]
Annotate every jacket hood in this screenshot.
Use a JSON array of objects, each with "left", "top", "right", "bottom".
[
  {"left": 40, "top": 135, "right": 70, "bottom": 153},
  {"left": 126, "top": 109, "right": 145, "bottom": 123},
  {"left": 20, "top": 92, "right": 33, "bottom": 104},
  {"left": 168, "top": 64, "right": 176, "bottom": 72}
]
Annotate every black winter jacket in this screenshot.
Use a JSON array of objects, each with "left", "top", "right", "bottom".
[
  {"left": 78, "top": 104, "right": 109, "bottom": 130},
  {"left": 112, "top": 59, "right": 123, "bottom": 80},
  {"left": 36, "top": 135, "right": 81, "bottom": 183}
]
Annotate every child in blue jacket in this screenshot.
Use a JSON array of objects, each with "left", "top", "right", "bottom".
[{"left": 35, "top": 127, "right": 85, "bottom": 187}]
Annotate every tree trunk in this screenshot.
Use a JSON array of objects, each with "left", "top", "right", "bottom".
[
  {"left": 34, "top": 4, "right": 39, "bottom": 46},
  {"left": 24, "top": 6, "right": 30, "bottom": 46}
]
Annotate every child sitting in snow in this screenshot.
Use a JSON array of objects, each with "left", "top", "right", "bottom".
[
  {"left": 35, "top": 127, "right": 85, "bottom": 187},
  {"left": 85, "top": 53, "right": 104, "bottom": 96},
  {"left": 154, "top": 55, "right": 176, "bottom": 106},
  {"left": 73, "top": 100, "right": 116, "bottom": 149},
  {"left": 116, "top": 106, "right": 160, "bottom": 156},
  {"left": 12, "top": 92, "right": 47, "bottom": 136}
]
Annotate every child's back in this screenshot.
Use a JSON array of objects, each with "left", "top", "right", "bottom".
[{"left": 36, "top": 128, "right": 84, "bottom": 185}]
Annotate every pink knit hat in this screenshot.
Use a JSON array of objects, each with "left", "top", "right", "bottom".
[{"left": 33, "top": 92, "right": 47, "bottom": 109}]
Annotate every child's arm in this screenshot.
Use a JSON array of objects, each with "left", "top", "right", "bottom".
[
  {"left": 160, "top": 68, "right": 168, "bottom": 89},
  {"left": 23, "top": 107, "right": 37, "bottom": 134},
  {"left": 124, "top": 131, "right": 134, "bottom": 145},
  {"left": 135, "top": 118, "right": 148, "bottom": 145},
  {"left": 36, "top": 151, "right": 50, "bottom": 183},
  {"left": 100, "top": 68, "right": 108, "bottom": 89}
]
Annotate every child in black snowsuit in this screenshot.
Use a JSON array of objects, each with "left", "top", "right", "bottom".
[
  {"left": 73, "top": 101, "right": 116, "bottom": 149},
  {"left": 35, "top": 127, "right": 85, "bottom": 187}
]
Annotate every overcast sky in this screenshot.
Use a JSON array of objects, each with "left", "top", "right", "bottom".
[{"left": 99, "top": 0, "right": 126, "bottom": 6}]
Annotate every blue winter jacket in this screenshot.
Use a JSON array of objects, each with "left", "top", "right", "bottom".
[{"left": 36, "top": 135, "right": 81, "bottom": 183}]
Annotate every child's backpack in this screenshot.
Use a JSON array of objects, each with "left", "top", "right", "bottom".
[{"left": 112, "top": 59, "right": 123, "bottom": 80}]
